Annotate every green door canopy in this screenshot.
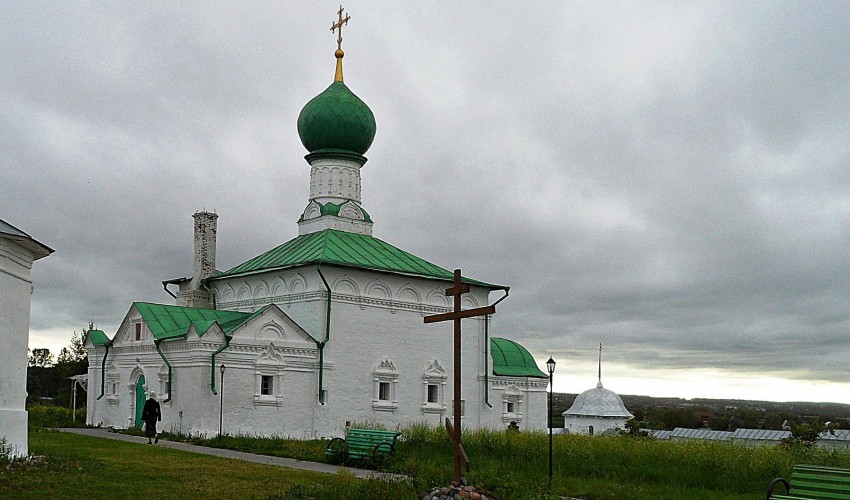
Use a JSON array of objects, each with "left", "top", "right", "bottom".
[
  {"left": 490, "top": 338, "right": 548, "bottom": 378},
  {"left": 134, "top": 375, "right": 146, "bottom": 429},
  {"left": 134, "top": 302, "right": 263, "bottom": 341}
]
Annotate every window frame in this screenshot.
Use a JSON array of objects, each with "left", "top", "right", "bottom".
[{"left": 372, "top": 359, "right": 399, "bottom": 412}]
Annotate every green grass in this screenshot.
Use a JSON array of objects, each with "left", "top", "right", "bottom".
[
  {"left": 4, "top": 426, "right": 850, "bottom": 499},
  {"left": 0, "top": 430, "right": 414, "bottom": 499}
]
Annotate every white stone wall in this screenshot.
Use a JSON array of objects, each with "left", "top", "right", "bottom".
[
  {"left": 0, "top": 237, "right": 41, "bottom": 457},
  {"left": 87, "top": 265, "right": 548, "bottom": 438},
  {"left": 563, "top": 415, "right": 629, "bottom": 436}
]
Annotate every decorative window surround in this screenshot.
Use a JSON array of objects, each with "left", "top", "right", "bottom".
[
  {"left": 106, "top": 364, "right": 119, "bottom": 405},
  {"left": 254, "top": 343, "right": 284, "bottom": 407},
  {"left": 157, "top": 365, "right": 171, "bottom": 405},
  {"left": 502, "top": 384, "right": 523, "bottom": 424},
  {"left": 421, "top": 359, "right": 447, "bottom": 415},
  {"left": 372, "top": 358, "right": 398, "bottom": 412}
]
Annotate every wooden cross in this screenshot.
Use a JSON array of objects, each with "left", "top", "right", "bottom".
[
  {"left": 424, "top": 269, "right": 496, "bottom": 484},
  {"left": 330, "top": 5, "right": 351, "bottom": 51}
]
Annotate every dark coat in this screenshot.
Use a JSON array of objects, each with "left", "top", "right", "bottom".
[{"left": 141, "top": 398, "right": 161, "bottom": 424}]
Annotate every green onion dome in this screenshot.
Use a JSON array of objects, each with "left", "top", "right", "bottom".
[{"left": 297, "top": 81, "right": 376, "bottom": 156}]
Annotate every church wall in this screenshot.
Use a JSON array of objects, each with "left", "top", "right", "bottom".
[
  {"left": 87, "top": 264, "right": 548, "bottom": 437},
  {"left": 0, "top": 238, "right": 39, "bottom": 457},
  {"left": 563, "top": 415, "right": 629, "bottom": 436}
]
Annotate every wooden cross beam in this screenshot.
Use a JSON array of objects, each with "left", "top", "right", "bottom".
[{"left": 424, "top": 268, "right": 496, "bottom": 484}]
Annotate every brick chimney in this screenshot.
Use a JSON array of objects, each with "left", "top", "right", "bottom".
[
  {"left": 192, "top": 211, "right": 218, "bottom": 284},
  {"left": 177, "top": 211, "right": 218, "bottom": 308}
]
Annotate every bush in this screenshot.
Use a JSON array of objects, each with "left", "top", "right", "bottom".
[{"left": 27, "top": 405, "right": 86, "bottom": 429}]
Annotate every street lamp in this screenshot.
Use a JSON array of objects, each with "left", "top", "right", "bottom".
[
  {"left": 546, "top": 356, "right": 556, "bottom": 489},
  {"left": 218, "top": 364, "right": 226, "bottom": 439}
]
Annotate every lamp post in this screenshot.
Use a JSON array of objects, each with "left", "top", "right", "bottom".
[
  {"left": 546, "top": 356, "right": 556, "bottom": 489},
  {"left": 218, "top": 364, "right": 226, "bottom": 439}
]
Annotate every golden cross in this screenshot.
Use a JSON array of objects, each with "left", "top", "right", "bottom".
[{"left": 330, "top": 5, "right": 351, "bottom": 51}]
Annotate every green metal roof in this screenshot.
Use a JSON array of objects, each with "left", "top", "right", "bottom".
[
  {"left": 87, "top": 329, "right": 110, "bottom": 346},
  {"left": 135, "top": 302, "right": 260, "bottom": 341},
  {"left": 490, "top": 337, "right": 547, "bottom": 378},
  {"left": 216, "top": 229, "right": 497, "bottom": 286}
]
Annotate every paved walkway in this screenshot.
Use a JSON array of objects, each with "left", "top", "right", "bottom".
[{"left": 59, "top": 428, "right": 406, "bottom": 482}]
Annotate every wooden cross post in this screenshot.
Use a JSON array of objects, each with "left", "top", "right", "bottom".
[{"left": 424, "top": 269, "right": 496, "bottom": 484}]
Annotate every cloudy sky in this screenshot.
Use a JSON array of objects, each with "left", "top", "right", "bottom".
[{"left": 3, "top": 2, "right": 850, "bottom": 402}]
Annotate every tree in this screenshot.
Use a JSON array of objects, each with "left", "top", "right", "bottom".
[
  {"left": 28, "top": 348, "right": 55, "bottom": 368},
  {"left": 27, "top": 348, "right": 59, "bottom": 400},
  {"left": 56, "top": 324, "right": 92, "bottom": 407}
]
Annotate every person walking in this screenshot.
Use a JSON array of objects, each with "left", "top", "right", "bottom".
[{"left": 141, "top": 391, "right": 161, "bottom": 444}]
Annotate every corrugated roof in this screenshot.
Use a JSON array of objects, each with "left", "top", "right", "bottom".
[
  {"left": 730, "top": 428, "right": 790, "bottom": 441},
  {"left": 819, "top": 429, "right": 850, "bottom": 441},
  {"left": 490, "top": 337, "right": 547, "bottom": 378},
  {"left": 643, "top": 429, "right": 673, "bottom": 440},
  {"left": 670, "top": 428, "right": 732, "bottom": 441},
  {"left": 216, "top": 229, "right": 498, "bottom": 287},
  {"left": 135, "top": 302, "right": 259, "bottom": 341}
]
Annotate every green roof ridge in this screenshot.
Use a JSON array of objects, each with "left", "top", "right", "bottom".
[
  {"left": 490, "top": 337, "right": 547, "bottom": 378},
  {"left": 217, "top": 229, "right": 497, "bottom": 286}
]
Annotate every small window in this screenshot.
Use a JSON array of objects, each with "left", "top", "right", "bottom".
[
  {"left": 373, "top": 359, "right": 398, "bottom": 412},
  {"left": 378, "top": 382, "right": 390, "bottom": 401},
  {"left": 135, "top": 323, "right": 142, "bottom": 341},
  {"left": 506, "top": 402, "right": 515, "bottom": 414},
  {"left": 261, "top": 375, "right": 274, "bottom": 396},
  {"left": 427, "top": 384, "right": 439, "bottom": 404}
]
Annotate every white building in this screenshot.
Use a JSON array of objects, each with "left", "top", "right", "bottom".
[
  {"left": 85, "top": 27, "right": 548, "bottom": 439},
  {"left": 0, "top": 219, "right": 52, "bottom": 457},
  {"left": 562, "top": 345, "right": 633, "bottom": 436}
]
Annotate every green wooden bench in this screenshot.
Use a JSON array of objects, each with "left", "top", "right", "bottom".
[
  {"left": 767, "top": 465, "right": 850, "bottom": 500},
  {"left": 325, "top": 428, "right": 401, "bottom": 462}
]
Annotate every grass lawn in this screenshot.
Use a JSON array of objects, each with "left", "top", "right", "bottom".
[
  {"left": 4, "top": 428, "right": 849, "bottom": 499},
  {"left": 1, "top": 430, "right": 413, "bottom": 499}
]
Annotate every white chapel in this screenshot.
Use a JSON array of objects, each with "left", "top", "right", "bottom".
[
  {"left": 562, "top": 345, "right": 633, "bottom": 436},
  {"left": 85, "top": 16, "right": 548, "bottom": 439}
]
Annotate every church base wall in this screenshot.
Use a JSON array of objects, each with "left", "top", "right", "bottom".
[{"left": 0, "top": 409, "right": 28, "bottom": 457}]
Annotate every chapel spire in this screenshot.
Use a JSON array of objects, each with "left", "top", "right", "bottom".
[
  {"left": 596, "top": 343, "right": 603, "bottom": 389},
  {"left": 331, "top": 5, "right": 350, "bottom": 82}
]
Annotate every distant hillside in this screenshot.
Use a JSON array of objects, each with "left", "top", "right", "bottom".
[{"left": 550, "top": 392, "right": 850, "bottom": 430}]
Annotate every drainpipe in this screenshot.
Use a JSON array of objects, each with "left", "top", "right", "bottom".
[
  {"left": 154, "top": 340, "right": 174, "bottom": 404},
  {"left": 316, "top": 266, "right": 332, "bottom": 405},
  {"left": 96, "top": 341, "right": 113, "bottom": 400},
  {"left": 162, "top": 281, "right": 177, "bottom": 299},
  {"left": 210, "top": 334, "right": 231, "bottom": 395},
  {"left": 484, "top": 287, "right": 510, "bottom": 409},
  {"left": 202, "top": 281, "right": 217, "bottom": 309}
]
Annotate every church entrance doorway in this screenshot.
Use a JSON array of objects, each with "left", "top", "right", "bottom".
[{"left": 134, "top": 375, "right": 146, "bottom": 429}]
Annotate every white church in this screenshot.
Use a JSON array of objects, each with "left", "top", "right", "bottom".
[{"left": 85, "top": 21, "right": 549, "bottom": 439}]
